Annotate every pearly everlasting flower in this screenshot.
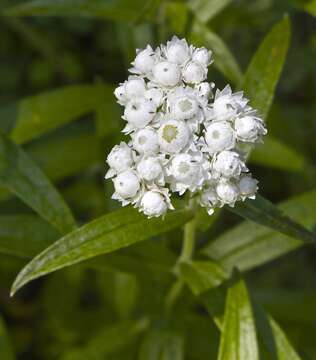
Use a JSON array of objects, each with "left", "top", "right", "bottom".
[
  {"left": 234, "top": 115, "right": 267, "bottom": 143},
  {"left": 106, "top": 36, "right": 267, "bottom": 217},
  {"left": 212, "top": 151, "right": 247, "bottom": 179},
  {"left": 204, "top": 121, "right": 236, "bottom": 154},
  {"left": 158, "top": 119, "right": 190, "bottom": 154}
]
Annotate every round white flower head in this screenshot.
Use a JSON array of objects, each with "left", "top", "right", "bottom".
[
  {"left": 113, "top": 170, "right": 140, "bottom": 199},
  {"left": 199, "top": 187, "right": 218, "bottom": 215},
  {"left": 192, "top": 47, "right": 212, "bottom": 67},
  {"left": 124, "top": 77, "right": 146, "bottom": 99},
  {"left": 182, "top": 61, "right": 207, "bottom": 84},
  {"left": 145, "top": 87, "right": 164, "bottom": 107},
  {"left": 152, "top": 61, "right": 181, "bottom": 87},
  {"left": 212, "top": 151, "right": 247, "bottom": 179},
  {"left": 131, "top": 45, "right": 156, "bottom": 74},
  {"left": 137, "top": 156, "right": 163, "bottom": 183},
  {"left": 140, "top": 190, "right": 168, "bottom": 217},
  {"left": 235, "top": 115, "right": 267, "bottom": 142},
  {"left": 123, "top": 99, "right": 156, "bottom": 129},
  {"left": 204, "top": 121, "right": 235, "bottom": 154},
  {"left": 238, "top": 175, "right": 258, "bottom": 200},
  {"left": 163, "top": 36, "right": 190, "bottom": 65},
  {"left": 216, "top": 180, "right": 239, "bottom": 206},
  {"left": 106, "top": 142, "right": 133, "bottom": 178},
  {"left": 158, "top": 119, "right": 190, "bottom": 154},
  {"left": 132, "top": 127, "right": 159, "bottom": 154},
  {"left": 106, "top": 36, "right": 267, "bottom": 218}
]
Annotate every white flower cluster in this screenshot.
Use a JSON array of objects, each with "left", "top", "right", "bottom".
[{"left": 106, "top": 36, "right": 267, "bottom": 218}]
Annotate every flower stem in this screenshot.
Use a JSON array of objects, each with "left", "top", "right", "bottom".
[{"left": 179, "top": 216, "right": 196, "bottom": 263}]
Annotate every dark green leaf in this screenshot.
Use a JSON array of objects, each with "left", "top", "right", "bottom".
[
  {"left": 180, "top": 260, "right": 229, "bottom": 295},
  {"left": 0, "top": 132, "right": 76, "bottom": 234},
  {"left": 0, "top": 83, "right": 112, "bottom": 144},
  {"left": 242, "top": 16, "right": 291, "bottom": 119},
  {"left": 190, "top": 21, "right": 242, "bottom": 84},
  {"left": 11, "top": 207, "right": 193, "bottom": 295},
  {"left": 188, "top": 0, "right": 232, "bottom": 23},
  {"left": 61, "top": 319, "right": 148, "bottom": 360},
  {"left": 250, "top": 136, "right": 307, "bottom": 172},
  {"left": 203, "top": 190, "right": 316, "bottom": 272},
  {"left": 228, "top": 194, "right": 316, "bottom": 244},
  {"left": 5, "top": 0, "right": 161, "bottom": 22},
  {"left": 0, "top": 215, "right": 58, "bottom": 258},
  {"left": 218, "top": 278, "right": 259, "bottom": 360},
  {"left": 0, "top": 316, "right": 15, "bottom": 360}
]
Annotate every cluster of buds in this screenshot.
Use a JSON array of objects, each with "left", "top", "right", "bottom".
[{"left": 106, "top": 36, "right": 267, "bottom": 218}]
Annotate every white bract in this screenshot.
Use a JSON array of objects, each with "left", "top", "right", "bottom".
[{"left": 107, "top": 36, "right": 267, "bottom": 217}]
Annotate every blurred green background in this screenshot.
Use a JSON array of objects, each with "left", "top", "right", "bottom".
[{"left": 0, "top": 0, "right": 316, "bottom": 359}]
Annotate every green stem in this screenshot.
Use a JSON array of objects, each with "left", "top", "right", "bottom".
[{"left": 179, "top": 216, "right": 196, "bottom": 263}]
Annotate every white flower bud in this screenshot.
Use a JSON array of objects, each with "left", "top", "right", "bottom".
[
  {"left": 171, "top": 96, "right": 199, "bottom": 120},
  {"left": 192, "top": 47, "right": 212, "bottom": 67},
  {"left": 133, "top": 127, "right": 159, "bottom": 154},
  {"left": 145, "top": 88, "right": 164, "bottom": 107},
  {"left": 114, "top": 170, "right": 140, "bottom": 198},
  {"left": 196, "top": 82, "right": 212, "bottom": 99},
  {"left": 199, "top": 188, "right": 218, "bottom": 215},
  {"left": 216, "top": 180, "right": 239, "bottom": 205},
  {"left": 169, "top": 153, "right": 197, "bottom": 182},
  {"left": 158, "top": 120, "right": 190, "bottom": 153},
  {"left": 141, "top": 191, "right": 168, "bottom": 217},
  {"left": 153, "top": 61, "right": 181, "bottom": 87},
  {"left": 124, "top": 99, "right": 156, "bottom": 129},
  {"left": 205, "top": 122, "right": 235, "bottom": 154},
  {"left": 114, "top": 85, "right": 126, "bottom": 104},
  {"left": 106, "top": 142, "right": 133, "bottom": 176},
  {"left": 164, "top": 37, "right": 190, "bottom": 65},
  {"left": 124, "top": 77, "right": 146, "bottom": 99},
  {"left": 213, "top": 95, "right": 238, "bottom": 121},
  {"left": 133, "top": 45, "right": 155, "bottom": 74},
  {"left": 235, "top": 116, "right": 266, "bottom": 142},
  {"left": 182, "top": 61, "right": 207, "bottom": 84},
  {"left": 137, "top": 156, "right": 162, "bottom": 181},
  {"left": 212, "top": 151, "right": 247, "bottom": 178},
  {"left": 238, "top": 175, "right": 258, "bottom": 199}
]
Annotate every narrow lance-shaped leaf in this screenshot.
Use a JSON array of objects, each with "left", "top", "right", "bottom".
[
  {"left": 218, "top": 277, "right": 259, "bottom": 360},
  {"left": 203, "top": 189, "right": 316, "bottom": 273},
  {"left": 227, "top": 194, "right": 316, "bottom": 245},
  {"left": 190, "top": 21, "right": 242, "bottom": 85},
  {"left": 11, "top": 207, "right": 193, "bottom": 295},
  {"left": 0, "top": 83, "right": 113, "bottom": 145},
  {"left": 0, "top": 316, "right": 16, "bottom": 360},
  {"left": 0, "top": 132, "right": 76, "bottom": 234},
  {"left": 242, "top": 16, "right": 291, "bottom": 119},
  {"left": 188, "top": 0, "right": 232, "bottom": 24},
  {"left": 5, "top": 0, "right": 161, "bottom": 22}
]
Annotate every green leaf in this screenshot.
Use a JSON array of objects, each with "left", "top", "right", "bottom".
[
  {"left": 254, "top": 306, "right": 302, "bottom": 360},
  {"left": 249, "top": 136, "right": 307, "bottom": 172},
  {"left": 5, "top": 0, "right": 161, "bottom": 22},
  {"left": 180, "top": 260, "right": 229, "bottom": 295},
  {"left": 188, "top": 0, "right": 232, "bottom": 23},
  {"left": 139, "top": 329, "right": 184, "bottom": 360},
  {"left": 228, "top": 194, "right": 316, "bottom": 244},
  {"left": 0, "top": 215, "right": 58, "bottom": 258},
  {"left": 61, "top": 319, "right": 148, "bottom": 360},
  {"left": 218, "top": 278, "right": 259, "bottom": 360},
  {"left": 0, "top": 316, "right": 15, "bottom": 360},
  {"left": 203, "top": 189, "right": 316, "bottom": 272},
  {"left": 0, "top": 132, "right": 76, "bottom": 234},
  {"left": 190, "top": 21, "right": 242, "bottom": 84},
  {"left": 242, "top": 16, "right": 291, "bottom": 119},
  {"left": 0, "top": 83, "right": 112, "bottom": 145},
  {"left": 302, "top": 0, "right": 316, "bottom": 17},
  {"left": 11, "top": 207, "right": 193, "bottom": 295}
]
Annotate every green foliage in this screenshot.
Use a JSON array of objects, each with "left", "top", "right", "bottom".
[{"left": 0, "top": 0, "right": 315, "bottom": 359}]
